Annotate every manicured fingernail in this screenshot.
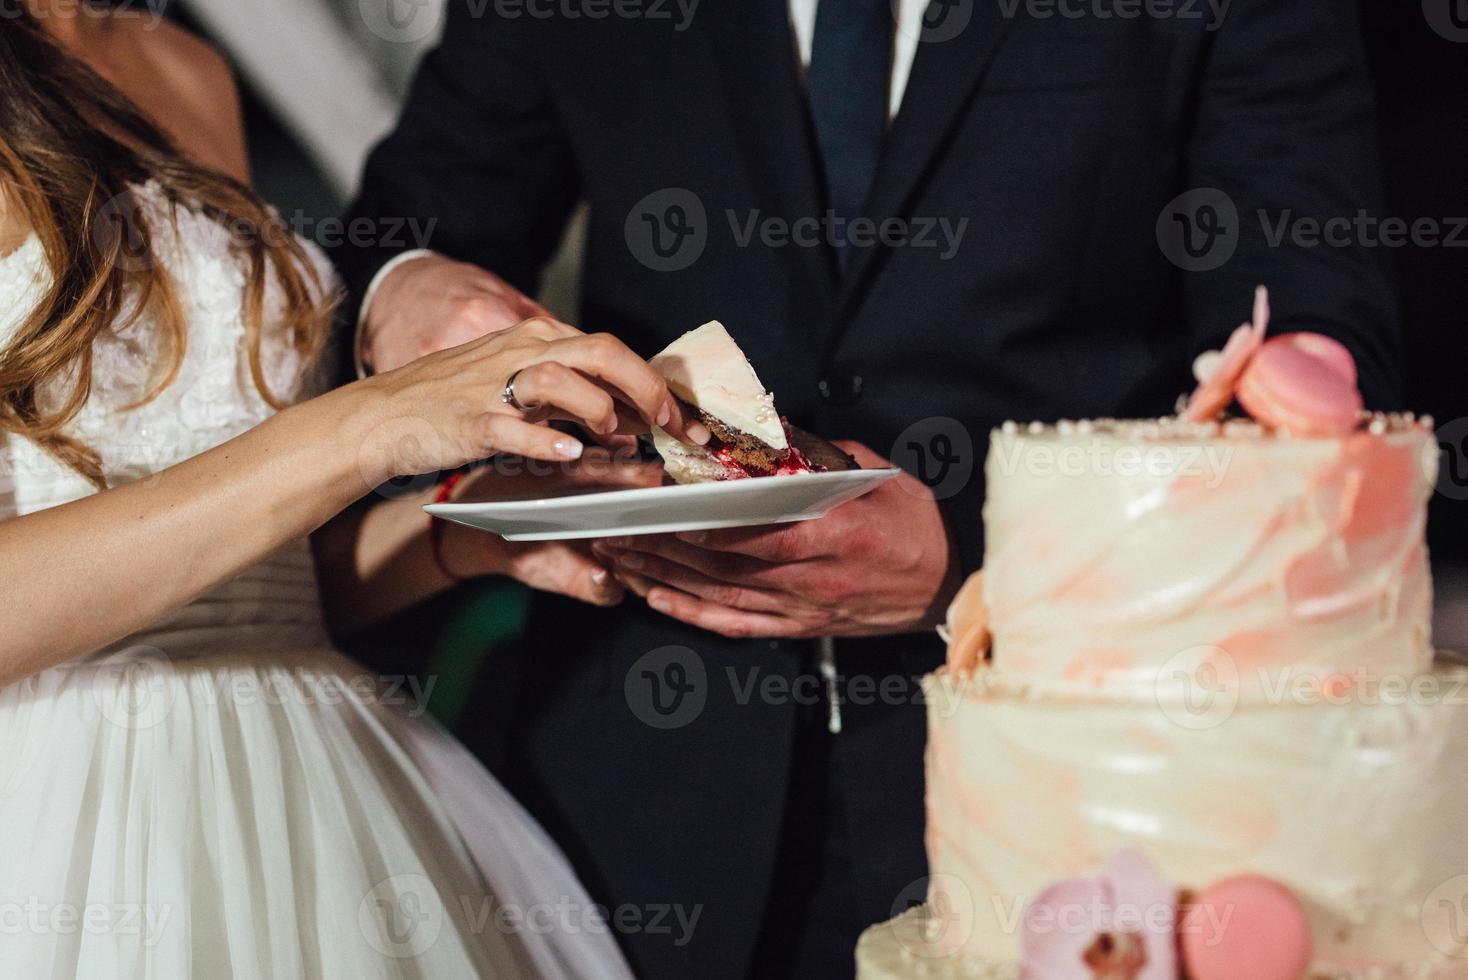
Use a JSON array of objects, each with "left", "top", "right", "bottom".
[
  {"left": 591, "top": 568, "right": 609, "bottom": 587},
  {"left": 555, "top": 439, "right": 583, "bottom": 460},
  {"left": 680, "top": 531, "right": 707, "bottom": 545},
  {"left": 621, "top": 553, "right": 644, "bottom": 571},
  {"left": 687, "top": 421, "right": 711, "bottom": 445},
  {"left": 649, "top": 594, "right": 672, "bottom": 613},
  {"left": 657, "top": 399, "right": 673, "bottom": 428}
]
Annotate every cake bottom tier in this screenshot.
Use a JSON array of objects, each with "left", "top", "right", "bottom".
[
  {"left": 855, "top": 905, "right": 1468, "bottom": 980},
  {"left": 891, "top": 665, "right": 1468, "bottom": 978}
]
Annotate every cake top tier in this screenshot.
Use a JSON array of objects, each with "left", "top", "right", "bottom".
[
  {"left": 997, "top": 412, "right": 1429, "bottom": 442},
  {"left": 978, "top": 414, "right": 1437, "bottom": 696}
]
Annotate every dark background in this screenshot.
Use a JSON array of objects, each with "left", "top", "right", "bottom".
[{"left": 1360, "top": 3, "right": 1468, "bottom": 561}]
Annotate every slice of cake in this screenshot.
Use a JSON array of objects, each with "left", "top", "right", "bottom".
[{"left": 649, "top": 321, "right": 856, "bottom": 484}]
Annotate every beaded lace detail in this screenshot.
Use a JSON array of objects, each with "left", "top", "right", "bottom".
[{"left": 0, "top": 181, "right": 332, "bottom": 511}]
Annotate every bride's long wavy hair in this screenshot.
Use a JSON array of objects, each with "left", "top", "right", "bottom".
[{"left": 0, "top": 8, "right": 334, "bottom": 488}]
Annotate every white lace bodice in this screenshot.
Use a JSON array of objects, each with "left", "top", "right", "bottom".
[{"left": 0, "top": 182, "right": 335, "bottom": 657}]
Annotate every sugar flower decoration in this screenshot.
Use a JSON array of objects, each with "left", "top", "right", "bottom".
[
  {"left": 1181, "top": 286, "right": 1270, "bottom": 424},
  {"left": 1019, "top": 850, "right": 1177, "bottom": 980},
  {"left": 1182, "top": 287, "right": 1362, "bottom": 435},
  {"left": 938, "top": 571, "right": 990, "bottom": 675}
]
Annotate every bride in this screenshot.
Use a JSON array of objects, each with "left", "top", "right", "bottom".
[{"left": 0, "top": 4, "right": 701, "bottom": 977}]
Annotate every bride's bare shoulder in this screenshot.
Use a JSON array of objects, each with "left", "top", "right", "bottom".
[
  {"left": 114, "top": 18, "right": 250, "bottom": 183},
  {"left": 135, "top": 19, "right": 234, "bottom": 85}
]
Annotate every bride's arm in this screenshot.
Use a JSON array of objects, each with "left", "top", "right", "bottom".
[
  {"left": 0, "top": 385, "right": 372, "bottom": 684},
  {"left": 310, "top": 447, "right": 666, "bottom": 635},
  {"left": 0, "top": 321, "right": 686, "bottom": 686}
]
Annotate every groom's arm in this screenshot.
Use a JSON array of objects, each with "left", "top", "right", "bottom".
[
  {"left": 1176, "top": 0, "right": 1403, "bottom": 409},
  {"left": 334, "top": 3, "right": 581, "bottom": 373}
]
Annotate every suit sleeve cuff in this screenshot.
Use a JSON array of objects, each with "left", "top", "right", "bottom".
[{"left": 353, "top": 249, "right": 438, "bottom": 378}]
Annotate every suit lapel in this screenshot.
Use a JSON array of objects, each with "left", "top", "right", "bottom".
[
  {"left": 699, "top": 0, "right": 838, "bottom": 306},
  {"left": 831, "top": 2, "right": 1018, "bottom": 333}
]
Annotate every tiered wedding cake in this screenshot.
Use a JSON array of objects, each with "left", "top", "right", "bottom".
[{"left": 857, "top": 293, "right": 1468, "bottom": 979}]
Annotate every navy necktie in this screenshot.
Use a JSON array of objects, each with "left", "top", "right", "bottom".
[{"left": 806, "top": 0, "right": 893, "bottom": 268}]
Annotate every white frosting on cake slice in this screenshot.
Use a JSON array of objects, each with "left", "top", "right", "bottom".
[{"left": 650, "top": 321, "right": 788, "bottom": 451}]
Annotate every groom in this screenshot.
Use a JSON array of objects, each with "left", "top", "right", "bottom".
[{"left": 336, "top": 1, "right": 1400, "bottom": 976}]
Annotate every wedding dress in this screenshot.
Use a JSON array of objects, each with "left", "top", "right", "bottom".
[{"left": 0, "top": 184, "right": 634, "bottom": 980}]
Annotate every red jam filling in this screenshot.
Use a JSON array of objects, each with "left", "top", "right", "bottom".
[{"left": 708, "top": 421, "right": 822, "bottom": 479}]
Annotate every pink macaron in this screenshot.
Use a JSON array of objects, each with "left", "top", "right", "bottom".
[
  {"left": 1237, "top": 332, "right": 1362, "bottom": 435},
  {"left": 1181, "top": 874, "right": 1314, "bottom": 980}
]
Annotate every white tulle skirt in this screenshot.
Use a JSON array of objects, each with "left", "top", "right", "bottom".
[{"left": 0, "top": 646, "right": 634, "bottom": 980}]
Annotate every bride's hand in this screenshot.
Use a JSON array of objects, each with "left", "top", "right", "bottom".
[{"left": 352, "top": 316, "right": 704, "bottom": 487}]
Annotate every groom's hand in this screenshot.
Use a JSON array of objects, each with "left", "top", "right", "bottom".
[
  {"left": 593, "top": 444, "right": 963, "bottom": 639},
  {"left": 362, "top": 255, "right": 551, "bottom": 374},
  {"left": 442, "top": 448, "right": 667, "bottom": 607}
]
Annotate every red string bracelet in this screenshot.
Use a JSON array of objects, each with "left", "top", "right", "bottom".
[{"left": 429, "top": 472, "right": 468, "bottom": 583}]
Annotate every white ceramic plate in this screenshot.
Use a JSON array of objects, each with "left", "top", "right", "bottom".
[{"left": 424, "top": 468, "right": 902, "bottom": 541}]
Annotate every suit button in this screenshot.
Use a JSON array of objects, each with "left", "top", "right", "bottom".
[{"left": 818, "top": 374, "right": 864, "bottom": 406}]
